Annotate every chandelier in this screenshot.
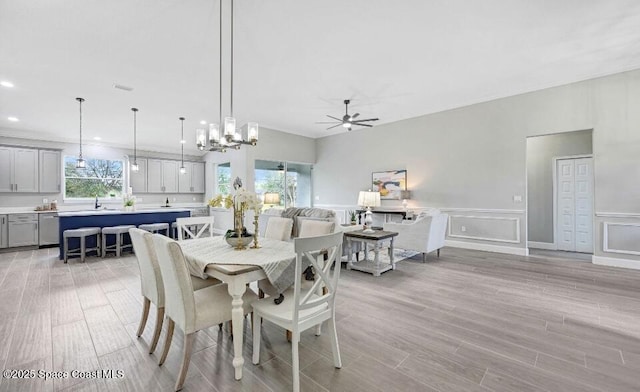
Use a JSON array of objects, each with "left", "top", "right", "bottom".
[{"left": 197, "top": 0, "right": 258, "bottom": 152}]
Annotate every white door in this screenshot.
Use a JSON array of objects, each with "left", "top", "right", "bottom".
[
  {"left": 556, "top": 158, "right": 593, "bottom": 253},
  {"left": 574, "top": 158, "right": 594, "bottom": 253}
]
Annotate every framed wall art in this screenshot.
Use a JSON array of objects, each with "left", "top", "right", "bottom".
[{"left": 372, "top": 170, "right": 407, "bottom": 200}]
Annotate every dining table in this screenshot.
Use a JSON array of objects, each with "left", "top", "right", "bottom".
[{"left": 179, "top": 236, "right": 296, "bottom": 380}]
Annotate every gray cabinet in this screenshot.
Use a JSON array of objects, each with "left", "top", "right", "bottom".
[
  {"left": 129, "top": 158, "right": 147, "bottom": 193},
  {"left": 8, "top": 213, "right": 38, "bottom": 247},
  {"left": 39, "top": 150, "right": 61, "bottom": 193},
  {"left": 147, "top": 159, "right": 178, "bottom": 193},
  {"left": 0, "top": 215, "right": 7, "bottom": 248},
  {"left": 0, "top": 147, "right": 39, "bottom": 193},
  {"left": 178, "top": 161, "right": 205, "bottom": 193},
  {"left": 38, "top": 213, "right": 59, "bottom": 246}
]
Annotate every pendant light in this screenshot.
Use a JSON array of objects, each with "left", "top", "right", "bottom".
[
  {"left": 75, "top": 97, "right": 86, "bottom": 169},
  {"left": 196, "top": 0, "right": 258, "bottom": 152},
  {"left": 179, "top": 117, "right": 186, "bottom": 174},
  {"left": 131, "top": 108, "right": 139, "bottom": 172}
]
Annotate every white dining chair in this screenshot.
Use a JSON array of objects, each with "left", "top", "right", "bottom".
[
  {"left": 152, "top": 234, "right": 258, "bottom": 391},
  {"left": 252, "top": 231, "right": 344, "bottom": 392},
  {"left": 129, "top": 228, "right": 221, "bottom": 355},
  {"left": 264, "top": 217, "right": 294, "bottom": 241},
  {"left": 176, "top": 216, "right": 215, "bottom": 240}
]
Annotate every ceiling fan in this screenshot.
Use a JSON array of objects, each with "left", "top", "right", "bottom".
[{"left": 316, "top": 99, "right": 379, "bottom": 131}]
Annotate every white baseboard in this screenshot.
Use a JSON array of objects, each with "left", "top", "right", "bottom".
[
  {"left": 592, "top": 255, "right": 640, "bottom": 270},
  {"left": 527, "top": 241, "right": 557, "bottom": 250},
  {"left": 445, "top": 240, "right": 528, "bottom": 256}
]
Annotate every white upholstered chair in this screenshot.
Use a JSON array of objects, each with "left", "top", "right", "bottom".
[
  {"left": 176, "top": 216, "right": 215, "bottom": 240},
  {"left": 152, "top": 234, "right": 258, "bottom": 391},
  {"left": 252, "top": 231, "right": 344, "bottom": 392},
  {"left": 298, "top": 219, "right": 335, "bottom": 238},
  {"left": 129, "top": 228, "right": 221, "bottom": 356},
  {"left": 382, "top": 212, "right": 448, "bottom": 262},
  {"left": 264, "top": 217, "right": 294, "bottom": 241}
]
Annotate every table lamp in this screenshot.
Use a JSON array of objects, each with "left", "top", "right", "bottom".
[
  {"left": 263, "top": 192, "right": 281, "bottom": 208},
  {"left": 357, "top": 190, "right": 381, "bottom": 233},
  {"left": 401, "top": 190, "right": 411, "bottom": 210}
]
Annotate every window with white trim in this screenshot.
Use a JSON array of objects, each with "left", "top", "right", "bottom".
[{"left": 64, "top": 156, "right": 124, "bottom": 199}]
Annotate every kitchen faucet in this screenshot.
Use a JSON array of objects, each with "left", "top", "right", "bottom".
[{"left": 95, "top": 196, "right": 101, "bottom": 209}]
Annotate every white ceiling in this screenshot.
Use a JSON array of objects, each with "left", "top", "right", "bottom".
[{"left": 2, "top": 0, "right": 640, "bottom": 155}]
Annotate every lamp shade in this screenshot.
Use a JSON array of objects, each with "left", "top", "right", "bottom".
[
  {"left": 264, "top": 192, "right": 280, "bottom": 205},
  {"left": 357, "top": 191, "right": 381, "bottom": 208}
]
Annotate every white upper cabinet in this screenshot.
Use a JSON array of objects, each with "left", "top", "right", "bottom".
[
  {"left": 39, "top": 150, "right": 61, "bottom": 193},
  {"left": 162, "top": 160, "right": 179, "bottom": 193},
  {"left": 0, "top": 147, "right": 39, "bottom": 193},
  {"left": 178, "top": 161, "right": 205, "bottom": 193},
  {"left": 129, "top": 158, "right": 147, "bottom": 193}
]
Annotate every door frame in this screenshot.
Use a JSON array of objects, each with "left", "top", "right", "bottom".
[{"left": 552, "top": 154, "right": 594, "bottom": 252}]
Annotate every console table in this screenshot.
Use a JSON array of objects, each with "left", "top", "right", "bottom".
[
  {"left": 344, "top": 229, "right": 398, "bottom": 276},
  {"left": 356, "top": 209, "right": 407, "bottom": 225}
]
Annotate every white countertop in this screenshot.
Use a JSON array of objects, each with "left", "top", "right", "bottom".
[
  {"left": 57, "top": 207, "right": 191, "bottom": 217},
  {"left": 0, "top": 204, "right": 205, "bottom": 215}
]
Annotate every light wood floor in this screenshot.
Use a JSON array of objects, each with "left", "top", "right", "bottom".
[{"left": 1, "top": 246, "right": 639, "bottom": 391}]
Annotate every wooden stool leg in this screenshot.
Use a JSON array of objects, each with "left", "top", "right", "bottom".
[
  {"left": 102, "top": 233, "right": 107, "bottom": 257},
  {"left": 80, "top": 236, "right": 86, "bottom": 262},
  {"left": 64, "top": 237, "right": 69, "bottom": 263}
]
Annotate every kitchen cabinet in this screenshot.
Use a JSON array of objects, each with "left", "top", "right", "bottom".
[
  {"left": 129, "top": 158, "right": 147, "bottom": 193},
  {"left": 39, "top": 150, "right": 61, "bottom": 193},
  {"left": 8, "top": 213, "right": 38, "bottom": 247},
  {"left": 0, "top": 146, "right": 39, "bottom": 193},
  {"left": 39, "top": 212, "right": 59, "bottom": 246},
  {"left": 0, "top": 215, "right": 7, "bottom": 248},
  {"left": 147, "top": 159, "right": 178, "bottom": 193},
  {"left": 178, "top": 161, "right": 205, "bottom": 193}
]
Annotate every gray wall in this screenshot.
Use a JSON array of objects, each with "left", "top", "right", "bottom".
[
  {"left": 526, "top": 130, "right": 593, "bottom": 244},
  {"left": 314, "top": 68, "right": 640, "bottom": 260}
]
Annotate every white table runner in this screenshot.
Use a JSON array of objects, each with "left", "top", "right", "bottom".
[{"left": 179, "top": 237, "right": 297, "bottom": 293}]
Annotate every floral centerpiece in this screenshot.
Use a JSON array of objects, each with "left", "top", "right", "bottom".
[{"left": 225, "top": 177, "right": 262, "bottom": 250}]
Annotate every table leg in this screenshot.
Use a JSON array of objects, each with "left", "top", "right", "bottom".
[
  {"left": 227, "top": 280, "right": 246, "bottom": 380},
  {"left": 363, "top": 242, "right": 370, "bottom": 262},
  {"left": 346, "top": 238, "right": 353, "bottom": 270},
  {"left": 390, "top": 237, "right": 396, "bottom": 270},
  {"left": 373, "top": 242, "right": 381, "bottom": 277}
]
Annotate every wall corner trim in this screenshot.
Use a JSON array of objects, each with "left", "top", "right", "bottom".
[
  {"left": 592, "top": 255, "right": 640, "bottom": 270},
  {"left": 445, "top": 240, "right": 528, "bottom": 256}
]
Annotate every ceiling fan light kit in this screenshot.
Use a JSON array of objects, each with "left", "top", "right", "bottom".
[{"left": 317, "top": 99, "right": 379, "bottom": 131}]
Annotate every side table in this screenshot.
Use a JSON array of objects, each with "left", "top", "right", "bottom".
[{"left": 344, "top": 229, "right": 399, "bottom": 276}]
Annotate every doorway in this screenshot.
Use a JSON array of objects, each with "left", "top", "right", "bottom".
[{"left": 526, "top": 130, "right": 593, "bottom": 255}]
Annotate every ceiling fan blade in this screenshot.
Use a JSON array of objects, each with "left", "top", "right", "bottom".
[
  {"left": 327, "top": 115, "right": 343, "bottom": 121},
  {"left": 352, "top": 123, "right": 373, "bottom": 127},
  {"left": 326, "top": 124, "right": 343, "bottom": 130},
  {"left": 315, "top": 121, "right": 341, "bottom": 124},
  {"left": 352, "top": 118, "right": 379, "bottom": 122},
  {"left": 350, "top": 113, "right": 360, "bottom": 120}
]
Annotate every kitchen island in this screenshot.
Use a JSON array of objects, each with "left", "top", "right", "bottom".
[{"left": 58, "top": 208, "right": 191, "bottom": 259}]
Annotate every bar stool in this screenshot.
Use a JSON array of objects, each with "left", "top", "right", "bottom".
[
  {"left": 102, "top": 225, "right": 136, "bottom": 257},
  {"left": 138, "top": 222, "right": 170, "bottom": 236},
  {"left": 63, "top": 227, "right": 102, "bottom": 263}
]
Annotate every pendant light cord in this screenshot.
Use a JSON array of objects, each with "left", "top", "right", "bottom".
[
  {"left": 132, "top": 108, "right": 138, "bottom": 164},
  {"left": 77, "top": 97, "right": 84, "bottom": 159},
  {"left": 230, "top": 0, "right": 234, "bottom": 117},
  {"left": 219, "top": 0, "right": 223, "bottom": 124},
  {"left": 180, "top": 117, "right": 185, "bottom": 166}
]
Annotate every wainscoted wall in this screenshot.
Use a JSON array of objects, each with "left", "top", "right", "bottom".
[
  {"left": 594, "top": 213, "right": 640, "bottom": 269},
  {"left": 316, "top": 204, "right": 528, "bottom": 256}
]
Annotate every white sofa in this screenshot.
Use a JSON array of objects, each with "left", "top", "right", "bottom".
[{"left": 383, "top": 210, "right": 448, "bottom": 262}]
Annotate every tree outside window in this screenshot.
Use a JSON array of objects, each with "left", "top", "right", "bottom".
[
  {"left": 64, "top": 156, "right": 124, "bottom": 198},
  {"left": 217, "top": 163, "right": 231, "bottom": 195}
]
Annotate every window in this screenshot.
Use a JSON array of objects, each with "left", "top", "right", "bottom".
[
  {"left": 216, "top": 162, "right": 231, "bottom": 195},
  {"left": 64, "top": 156, "right": 124, "bottom": 199},
  {"left": 254, "top": 160, "right": 312, "bottom": 210}
]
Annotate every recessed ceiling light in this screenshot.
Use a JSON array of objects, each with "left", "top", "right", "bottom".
[
  {"left": 200, "top": 120, "right": 207, "bottom": 125},
  {"left": 93, "top": 136, "right": 102, "bottom": 141},
  {"left": 1, "top": 81, "right": 14, "bottom": 88},
  {"left": 7, "top": 116, "right": 19, "bottom": 122}
]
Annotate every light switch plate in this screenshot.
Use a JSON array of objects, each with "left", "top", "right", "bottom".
[{"left": 513, "top": 195, "right": 523, "bottom": 202}]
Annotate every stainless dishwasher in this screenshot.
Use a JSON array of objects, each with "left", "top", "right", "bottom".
[{"left": 39, "top": 212, "right": 59, "bottom": 246}]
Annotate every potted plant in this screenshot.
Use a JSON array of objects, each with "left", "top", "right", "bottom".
[
  {"left": 123, "top": 194, "right": 136, "bottom": 211},
  {"left": 349, "top": 210, "right": 357, "bottom": 225}
]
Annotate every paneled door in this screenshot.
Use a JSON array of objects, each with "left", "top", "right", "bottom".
[{"left": 556, "top": 158, "right": 593, "bottom": 253}]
